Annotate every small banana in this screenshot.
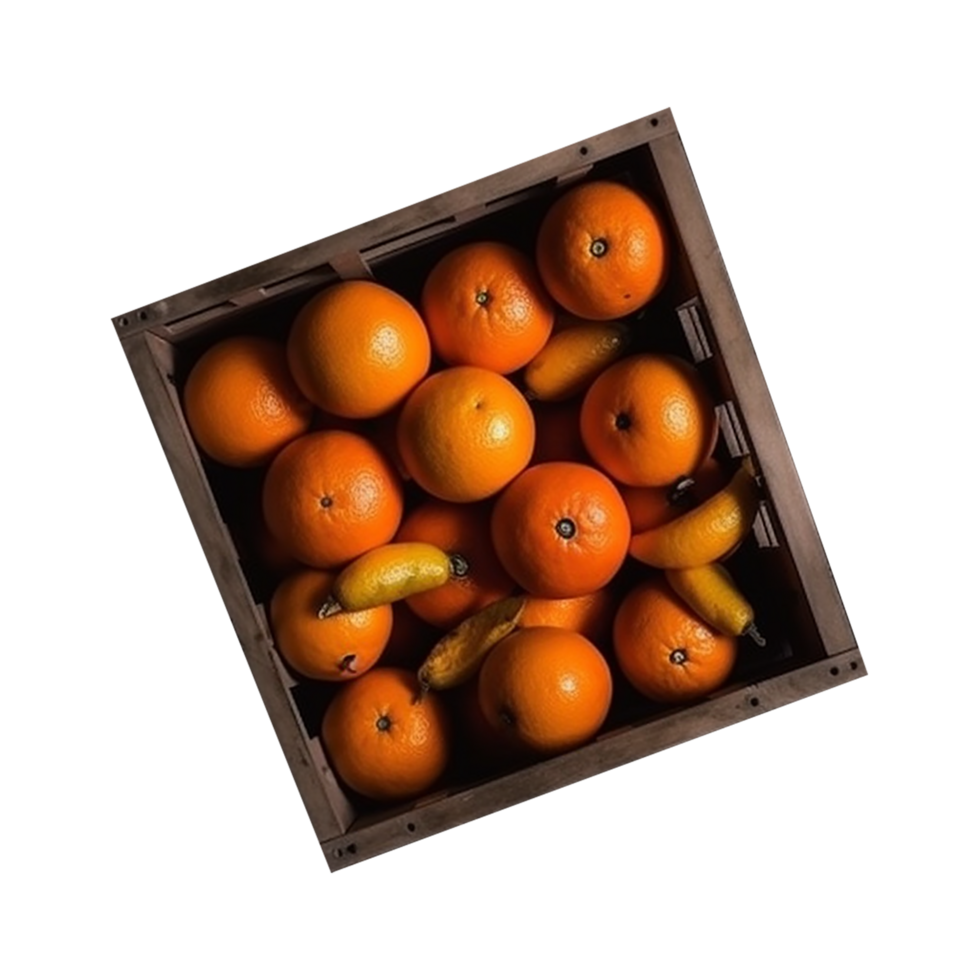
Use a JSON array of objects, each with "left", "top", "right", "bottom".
[
  {"left": 629, "top": 462, "right": 759, "bottom": 569},
  {"left": 417, "top": 596, "right": 527, "bottom": 692},
  {"left": 523, "top": 319, "right": 629, "bottom": 401},
  {"left": 665, "top": 563, "right": 766, "bottom": 645},
  {"left": 319, "top": 542, "right": 466, "bottom": 617}
]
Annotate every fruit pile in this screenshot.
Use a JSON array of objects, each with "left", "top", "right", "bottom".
[{"left": 182, "top": 179, "right": 764, "bottom": 806}]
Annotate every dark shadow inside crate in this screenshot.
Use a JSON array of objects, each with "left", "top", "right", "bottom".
[{"left": 151, "top": 139, "right": 836, "bottom": 833}]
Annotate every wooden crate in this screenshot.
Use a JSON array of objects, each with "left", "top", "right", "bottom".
[{"left": 113, "top": 108, "right": 865, "bottom": 871}]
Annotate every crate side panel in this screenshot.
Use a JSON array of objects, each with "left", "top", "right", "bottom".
[
  {"left": 647, "top": 135, "right": 856, "bottom": 658},
  {"left": 120, "top": 330, "right": 353, "bottom": 840}
]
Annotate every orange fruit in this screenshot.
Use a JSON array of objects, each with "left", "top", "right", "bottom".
[
  {"left": 620, "top": 456, "right": 729, "bottom": 534},
  {"left": 477, "top": 626, "right": 612, "bottom": 755},
  {"left": 530, "top": 398, "right": 589, "bottom": 466},
  {"left": 270, "top": 568, "right": 392, "bottom": 681},
  {"left": 421, "top": 241, "right": 555, "bottom": 374},
  {"left": 396, "top": 366, "right": 535, "bottom": 503},
  {"left": 262, "top": 429, "right": 403, "bottom": 568},
  {"left": 581, "top": 353, "right": 717, "bottom": 487},
  {"left": 613, "top": 577, "right": 738, "bottom": 703},
  {"left": 536, "top": 180, "right": 668, "bottom": 320},
  {"left": 183, "top": 335, "right": 313, "bottom": 467},
  {"left": 519, "top": 588, "right": 618, "bottom": 645},
  {"left": 490, "top": 462, "right": 630, "bottom": 599},
  {"left": 287, "top": 280, "right": 431, "bottom": 419},
  {"left": 321, "top": 667, "right": 451, "bottom": 801},
  {"left": 395, "top": 499, "right": 515, "bottom": 629}
]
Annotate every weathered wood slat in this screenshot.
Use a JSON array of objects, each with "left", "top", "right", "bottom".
[
  {"left": 647, "top": 134, "right": 856, "bottom": 659},
  {"left": 323, "top": 649, "right": 866, "bottom": 871},
  {"left": 329, "top": 251, "right": 374, "bottom": 281},
  {"left": 113, "top": 111, "right": 676, "bottom": 337},
  {"left": 121, "top": 331, "right": 353, "bottom": 841}
]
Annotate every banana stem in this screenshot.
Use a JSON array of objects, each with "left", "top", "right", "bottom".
[
  {"left": 668, "top": 475, "right": 696, "bottom": 505},
  {"left": 317, "top": 597, "right": 343, "bottom": 619},
  {"left": 413, "top": 678, "right": 430, "bottom": 705},
  {"left": 744, "top": 623, "right": 767, "bottom": 647},
  {"left": 448, "top": 553, "right": 470, "bottom": 578}
]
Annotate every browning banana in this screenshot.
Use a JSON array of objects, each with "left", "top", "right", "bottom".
[{"left": 417, "top": 596, "right": 527, "bottom": 693}]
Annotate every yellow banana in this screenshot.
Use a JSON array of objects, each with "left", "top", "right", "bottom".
[
  {"left": 629, "top": 462, "right": 759, "bottom": 569},
  {"left": 318, "top": 542, "right": 465, "bottom": 617},
  {"left": 417, "top": 596, "right": 527, "bottom": 692},
  {"left": 523, "top": 319, "right": 629, "bottom": 401},
  {"left": 665, "top": 563, "right": 765, "bottom": 645}
]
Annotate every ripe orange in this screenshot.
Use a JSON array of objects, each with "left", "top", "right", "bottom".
[
  {"left": 536, "top": 180, "right": 668, "bottom": 320},
  {"left": 287, "top": 280, "right": 431, "bottom": 419},
  {"left": 490, "top": 462, "right": 630, "bottom": 599},
  {"left": 321, "top": 667, "right": 451, "bottom": 802},
  {"left": 613, "top": 577, "right": 738, "bottom": 703},
  {"left": 477, "top": 626, "right": 613, "bottom": 755},
  {"left": 183, "top": 335, "right": 313, "bottom": 467},
  {"left": 519, "top": 588, "right": 618, "bottom": 645},
  {"left": 581, "top": 353, "right": 717, "bottom": 487},
  {"left": 270, "top": 568, "right": 392, "bottom": 681},
  {"left": 421, "top": 241, "right": 555, "bottom": 374},
  {"left": 262, "top": 429, "right": 403, "bottom": 568},
  {"left": 395, "top": 499, "right": 515, "bottom": 629},
  {"left": 620, "top": 456, "right": 729, "bottom": 534},
  {"left": 396, "top": 366, "right": 535, "bottom": 503},
  {"left": 529, "top": 398, "right": 589, "bottom": 466}
]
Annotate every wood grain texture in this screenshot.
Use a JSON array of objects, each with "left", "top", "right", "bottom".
[
  {"left": 647, "top": 134, "right": 857, "bottom": 659},
  {"left": 120, "top": 330, "right": 354, "bottom": 841},
  {"left": 112, "top": 111, "right": 676, "bottom": 338},
  {"left": 322, "top": 648, "right": 866, "bottom": 871}
]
